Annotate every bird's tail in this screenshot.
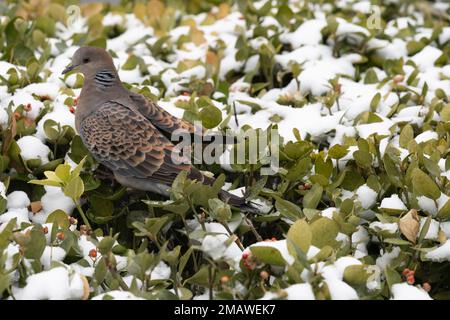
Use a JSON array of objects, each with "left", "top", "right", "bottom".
[
  {"left": 188, "top": 167, "right": 260, "bottom": 213},
  {"left": 219, "top": 189, "right": 260, "bottom": 213}
]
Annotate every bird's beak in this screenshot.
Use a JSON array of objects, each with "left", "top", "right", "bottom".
[{"left": 62, "top": 64, "right": 77, "bottom": 75}]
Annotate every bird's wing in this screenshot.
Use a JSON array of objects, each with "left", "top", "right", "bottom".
[
  {"left": 128, "top": 92, "right": 204, "bottom": 138},
  {"left": 79, "top": 101, "right": 192, "bottom": 185}
]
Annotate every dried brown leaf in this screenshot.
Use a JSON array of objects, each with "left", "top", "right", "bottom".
[{"left": 399, "top": 209, "right": 420, "bottom": 243}]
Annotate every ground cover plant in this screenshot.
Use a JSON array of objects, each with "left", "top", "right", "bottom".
[{"left": 0, "top": 0, "right": 449, "bottom": 300}]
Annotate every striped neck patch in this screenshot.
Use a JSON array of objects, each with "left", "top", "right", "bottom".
[{"left": 94, "top": 70, "right": 116, "bottom": 88}]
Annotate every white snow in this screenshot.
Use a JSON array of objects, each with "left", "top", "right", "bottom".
[
  {"left": 92, "top": 291, "right": 144, "bottom": 300},
  {"left": 376, "top": 247, "right": 401, "bottom": 270},
  {"left": 150, "top": 261, "right": 171, "bottom": 280},
  {"left": 419, "top": 218, "right": 440, "bottom": 241},
  {"left": 16, "top": 136, "right": 51, "bottom": 165},
  {"left": 415, "top": 130, "right": 438, "bottom": 143},
  {"left": 0, "top": 207, "right": 30, "bottom": 225},
  {"left": 426, "top": 240, "right": 450, "bottom": 262},
  {"left": 0, "top": 181, "right": 6, "bottom": 199},
  {"left": 6, "top": 191, "right": 30, "bottom": 209},
  {"left": 39, "top": 246, "right": 67, "bottom": 270},
  {"left": 198, "top": 222, "right": 242, "bottom": 267},
  {"left": 369, "top": 222, "right": 398, "bottom": 234},
  {"left": 411, "top": 46, "right": 444, "bottom": 71},
  {"left": 260, "top": 283, "right": 315, "bottom": 300},
  {"left": 41, "top": 185, "right": 76, "bottom": 216},
  {"left": 379, "top": 194, "right": 407, "bottom": 210},
  {"left": 281, "top": 19, "right": 327, "bottom": 47},
  {"left": 13, "top": 267, "right": 86, "bottom": 300},
  {"left": 355, "top": 184, "right": 377, "bottom": 209},
  {"left": 391, "top": 283, "right": 432, "bottom": 300}
]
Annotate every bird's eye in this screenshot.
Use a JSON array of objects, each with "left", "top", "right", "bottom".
[{"left": 83, "top": 58, "right": 90, "bottom": 63}]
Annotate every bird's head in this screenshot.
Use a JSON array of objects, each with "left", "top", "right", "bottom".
[{"left": 62, "top": 46, "right": 116, "bottom": 77}]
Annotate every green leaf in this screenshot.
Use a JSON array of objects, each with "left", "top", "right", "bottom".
[
  {"left": 63, "top": 176, "right": 84, "bottom": 201},
  {"left": 283, "top": 141, "right": 313, "bottom": 160},
  {"left": 89, "top": 195, "right": 114, "bottom": 218},
  {"left": 122, "top": 55, "right": 138, "bottom": 70},
  {"left": 98, "top": 236, "right": 115, "bottom": 255},
  {"left": 24, "top": 227, "right": 46, "bottom": 260},
  {"left": 383, "top": 238, "right": 412, "bottom": 246},
  {"left": 418, "top": 216, "right": 432, "bottom": 243},
  {"left": 287, "top": 219, "right": 311, "bottom": 255},
  {"left": 411, "top": 168, "right": 441, "bottom": 200},
  {"left": 385, "top": 266, "right": 402, "bottom": 289},
  {"left": 310, "top": 217, "right": 339, "bottom": 248},
  {"left": 399, "top": 124, "right": 414, "bottom": 148},
  {"left": 437, "top": 199, "right": 450, "bottom": 220},
  {"left": 274, "top": 196, "right": 303, "bottom": 221},
  {"left": 343, "top": 265, "right": 371, "bottom": 286},
  {"left": 178, "top": 247, "right": 193, "bottom": 275},
  {"left": 46, "top": 209, "right": 70, "bottom": 229},
  {"left": 0, "top": 274, "right": 10, "bottom": 297},
  {"left": 315, "top": 154, "right": 333, "bottom": 179},
  {"left": 364, "top": 69, "right": 379, "bottom": 84},
  {"left": 328, "top": 144, "right": 349, "bottom": 159},
  {"left": 199, "top": 104, "right": 222, "bottom": 129},
  {"left": 0, "top": 155, "right": 10, "bottom": 173},
  {"left": 302, "top": 184, "right": 323, "bottom": 209},
  {"left": 71, "top": 156, "right": 87, "bottom": 179},
  {"left": 440, "top": 104, "right": 450, "bottom": 122},
  {"left": 43, "top": 119, "right": 60, "bottom": 141},
  {"left": 184, "top": 265, "right": 210, "bottom": 287},
  {"left": 383, "top": 153, "right": 403, "bottom": 188},
  {"left": 44, "top": 171, "right": 63, "bottom": 183},
  {"left": 353, "top": 150, "right": 373, "bottom": 168},
  {"left": 407, "top": 40, "right": 426, "bottom": 55},
  {"left": 95, "top": 257, "right": 107, "bottom": 283},
  {"left": 275, "top": 5, "right": 293, "bottom": 27},
  {"left": 55, "top": 164, "right": 71, "bottom": 183},
  {"left": 285, "top": 157, "right": 311, "bottom": 181},
  {"left": 69, "top": 136, "right": 90, "bottom": 163},
  {"left": 370, "top": 93, "right": 381, "bottom": 112},
  {"left": 250, "top": 246, "right": 286, "bottom": 266},
  {"left": 28, "top": 179, "right": 61, "bottom": 187},
  {"left": 208, "top": 198, "right": 232, "bottom": 222}
]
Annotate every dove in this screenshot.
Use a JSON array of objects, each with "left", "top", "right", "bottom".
[{"left": 62, "top": 46, "right": 255, "bottom": 211}]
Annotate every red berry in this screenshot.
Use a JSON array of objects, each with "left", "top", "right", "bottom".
[
  {"left": 43, "top": 226, "right": 48, "bottom": 234},
  {"left": 69, "top": 107, "right": 75, "bottom": 114},
  {"left": 393, "top": 74, "right": 405, "bottom": 83},
  {"left": 56, "top": 231, "right": 65, "bottom": 240},
  {"left": 271, "top": 237, "right": 277, "bottom": 241},
  {"left": 220, "top": 276, "right": 229, "bottom": 284},
  {"left": 242, "top": 252, "right": 249, "bottom": 260},
  {"left": 14, "top": 112, "right": 21, "bottom": 120},
  {"left": 407, "top": 275, "right": 415, "bottom": 285},
  {"left": 89, "top": 249, "right": 97, "bottom": 258},
  {"left": 406, "top": 270, "right": 415, "bottom": 278},
  {"left": 402, "top": 268, "right": 410, "bottom": 276},
  {"left": 69, "top": 217, "right": 78, "bottom": 225},
  {"left": 24, "top": 103, "right": 32, "bottom": 111}
]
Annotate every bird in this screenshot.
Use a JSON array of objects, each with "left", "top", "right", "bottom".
[{"left": 62, "top": 46, "right": 255, "bottom": 211}]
